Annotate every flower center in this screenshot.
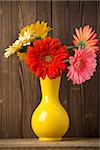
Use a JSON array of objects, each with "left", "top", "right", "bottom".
[
  {"left": 45, "top": 55, "right": 52, "bottom": 62},
  {"left": 78, "top": 40, "right": 86, "bottom": 48},
  {"left": 75, "top": 60, "right": 82, "bottom": 69}
]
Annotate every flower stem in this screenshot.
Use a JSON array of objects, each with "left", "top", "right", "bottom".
[{"left": 66, "top": 46, "right": 78, "bottom": 50}]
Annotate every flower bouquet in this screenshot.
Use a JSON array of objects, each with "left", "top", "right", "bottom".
[{"left": 4, "top": 21, "right": 100, "bottom": 141}]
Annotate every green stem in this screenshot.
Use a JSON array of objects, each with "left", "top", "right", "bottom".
[{"left": 66, "top": 46, "right": 78, "bottom": 50}]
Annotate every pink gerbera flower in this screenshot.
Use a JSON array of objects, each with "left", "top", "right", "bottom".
[{"left": 67, "top": 48, "right": 97, "bottom": 84}]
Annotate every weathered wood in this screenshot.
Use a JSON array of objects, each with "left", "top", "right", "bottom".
[
  {"left": 17, "top": 0, "right": 37, "bottom": 138},
  {"left": 97, "top": 1, "right": 100, "bottom": 137},
  {"left": 81, "top": 1, "right": 99, "bottom": 137},
  {"left": 35, "top": 0, "right": 52, "bottom": 109},
  {"left": 17, "top": 1, "right": 52, "bottom": 138},
  {"left": 0, "top": 138, "right": 99, "bottom": 150},
  {"left": 0, "top": 148, "right": 98, "bottom": 150},
  {"left": 0, "top": 1, "right": 2, "bottom": 138},
  {"left": 52, "top": 1, "right": 100, "bottom": 138},
  {"left": 0, "top": 1, "right": 99, "bottom": 138},
  {"left": 52, "top": 1, "right": 83, "bottom": 138},
  {"left": 1, "top": 1, "right": 21, "bottom": 138}
]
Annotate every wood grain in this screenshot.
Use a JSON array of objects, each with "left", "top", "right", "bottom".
[
  {"left": 1, "top": 1, "right": 21, "bottom": 138},
  {"left": 52, "top": 1, "right": 87, "bottom": 138},
  {"left": 0, "top": 1, "right": 2, "bottom": 138},
  {"left": 0, "top": 138, "right": 99, "bottom": 149},
  {"left": 17, "top": 0, "right": 37, "bottom": 138},
  {"left": 97, "top": 1, "right": 100, "bottom": 137},
  {"left": 81, "top": 1, "right": 99, "bottom": 137},
  {"left": 0, "top": 1, "right": 99, "bottom": 138},
  {"left": 0, "top": 148, "right": 98, "bottom": 150}
]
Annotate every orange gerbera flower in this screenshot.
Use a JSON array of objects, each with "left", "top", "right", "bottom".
[{"left": 73, "top": 25, "right": 99, "bottom": 52}]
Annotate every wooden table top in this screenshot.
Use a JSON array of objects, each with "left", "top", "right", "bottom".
[{"left": 0, "top": 138, "right": 99, "bottom": 149}]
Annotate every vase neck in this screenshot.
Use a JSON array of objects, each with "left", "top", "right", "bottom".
[{"left": 40, "top": 76, "right": 61, "bottom": 102}]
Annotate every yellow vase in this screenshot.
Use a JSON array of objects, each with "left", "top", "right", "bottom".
[{"left": 31, "top": 76, "right": 70, "bottom": 141}]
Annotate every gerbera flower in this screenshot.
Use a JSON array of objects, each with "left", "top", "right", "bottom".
[
  {"left": 25, "top": 36, "right": 70, "bottom": 79},
  {"left": 67, "top": 48, "right": 97, "bottom": 84},
  {"left": 4, "top": 21, "right": 51, "bottom": 59},
  {"left": 19, "top": 20, "right": 51, "bottom": 43},
  {"left": 4, "top": 40, "right": 22, "bottom": 58},
  {"left": 18, "top": 30, "right": 33, "bottom": 46},
  {"left": 73, "top": 25, "right": 99, "bottom": 52}
]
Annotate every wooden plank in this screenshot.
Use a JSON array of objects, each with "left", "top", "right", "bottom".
[
  {"left": 35, "top": 0, "right": 52, "bottom": 107},
  {"left": 81, "top": 1, "right": 99, "bottom": 137},
  {"left": 36, "top": 1, "right": 52, "bottom": 25},
  {"left": 52, "top": 1, "right": 83, "bottom": 138},
  {"left": 0, "top": 1, "right": 2, "bottom": 138},
  {"left": 97, "top": 1, "right": 100, "bottom": 137},
  {"left": 1, "top": 2, "right": 17, "bottom": 137},
  {"left": 10, "top": 1, "right": 23, "bottom": 138},
  {"left": 17, "top": 1, "right": 52, "bottom": 138},
  {"left": 0, "top": 148, "right": 98, "bottom": 150},
  {"left": 1, "top": 1, "right": 21, "bottom": 138},
  {"left": 17, "top": 1, "right": 37, "bottom": 138},
  {"left": 0, "top": 138, "right": 99, "bottom": 148}
]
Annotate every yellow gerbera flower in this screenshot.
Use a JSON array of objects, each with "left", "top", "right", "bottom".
[
  {"left": 17, "top": 21, "right": 51, "bottom": 60},
  {"left": 19, "top": 20, "right": 51, "bottom": 41},
  {"left": 30, "top": 20, "right": 51, "bottom": 38},
  {"left": 4, "top": 40, "right": 22, "bottom": 58},
  {"left": 18, "top": 30, "right": 32, "bottom": 46},
  {"left": 4, "top": 20, "right": 51, "bottom": 60}
]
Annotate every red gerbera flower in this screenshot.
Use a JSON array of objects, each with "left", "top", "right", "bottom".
[{"left": 25, "top": 36, "right": 69, "bottom": 79}]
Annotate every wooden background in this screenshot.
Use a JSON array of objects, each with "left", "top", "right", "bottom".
[{"left": 0, "top": 1, "right": 99, "bottom": 138}]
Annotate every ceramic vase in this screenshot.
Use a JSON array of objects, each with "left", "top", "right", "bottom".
[{"left": 31, "top": 76, "right": 70, "bottom": 141}]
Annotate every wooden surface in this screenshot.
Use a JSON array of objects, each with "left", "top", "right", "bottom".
[
  {"left": 0, "top": 138, "right": 99, "bottom": 150},
  {"left": 0, "top": 1, "right": 100, "bottom": 138}
]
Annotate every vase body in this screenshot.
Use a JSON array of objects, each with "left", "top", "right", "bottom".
[{"left": 31, "top": 76, "right": 70, "bottom": 141}]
